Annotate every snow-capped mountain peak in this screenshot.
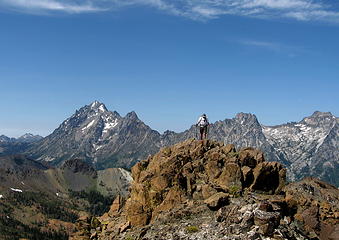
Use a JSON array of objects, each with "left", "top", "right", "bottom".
[
  {"left": 28, "top": 102, "right": 160, "bottom": 169},
  {"left": 24, "top": 106, "right": 338, "bottom": 187},
  {"left": 90, "top": 100, "right": 107, "bottom": 112}
]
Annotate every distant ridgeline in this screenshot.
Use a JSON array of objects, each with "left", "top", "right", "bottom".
[{"left": 2, "top": 101, "right": 338, "bottom": 186}]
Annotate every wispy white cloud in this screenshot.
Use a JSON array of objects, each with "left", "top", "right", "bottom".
[
  {"left": 236, "top": 39, "right": 314, "bottom": 57},
  {"left": 240, "top": 0, "right": 322, "bottom": 10},
  {"left": 1, "top": 0, "right": 339, "bottom": 23},
  {"left": 284, "top": 9, "right": 339, "bottom": 22},
  {"left": 240, "top": 40, "right": 284, "bottom": 51},
  {"left": 0, "top": 0, "right": 104, "bottom": 13}
]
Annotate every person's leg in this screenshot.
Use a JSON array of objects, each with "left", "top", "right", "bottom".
[
  {"left": 203, "top": 126, "right": 207, "bottom": 139},
  {"left": 199, "top": 127, "right": 204, "bottom": 140}
]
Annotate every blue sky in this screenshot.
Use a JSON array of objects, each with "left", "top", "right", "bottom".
[{"left": 0, "top": 0, "right": 338, "bottom": 137}]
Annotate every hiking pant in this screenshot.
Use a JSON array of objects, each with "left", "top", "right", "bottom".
[{"left": 199, "top": 126, "right": 208, "bottom": 140}]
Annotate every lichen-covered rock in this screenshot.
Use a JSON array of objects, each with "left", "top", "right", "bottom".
[
  {"left": 253, "top": 209, "right": 281, "bottom": 236},
  {"left": 204, "top": 192, "right": 229, "bottom": 210},
  {"left": 284, "top": 177, "right": 339, "bottom": 240}
]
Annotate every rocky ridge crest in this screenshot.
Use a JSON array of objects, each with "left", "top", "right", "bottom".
[{"left": 70, "top": 140, "right": 338, "bottom": 240}]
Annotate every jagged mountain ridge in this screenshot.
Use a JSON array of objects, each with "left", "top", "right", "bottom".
[
  {"left": 262, "top": 111, "right": 338, "bottom": 185},
  {"left": 27, "top": 101, "right": 161, "bottom": 169},
  {"left": 0, "top": 133, "right": 43, "bottom": 156},
  {"left": 0, "top": 133, "right": 43, "bottom": 143},
  {"left": 24, "top": 101, "right": 338, "bottom": 186},
  {"left": 162, "top": 113, "right": 282, "bottom": 165},
  {"left": 161, "top": 111, "right": 338, "bottom": 185}
]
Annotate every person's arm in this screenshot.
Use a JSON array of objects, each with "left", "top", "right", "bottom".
[{"left": 197, "top": 117, "right": 202, "bottom": 126}]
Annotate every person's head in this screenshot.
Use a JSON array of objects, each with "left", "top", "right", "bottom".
[{"left": 202, "top": 113, "right": 206, "bottom": 117}]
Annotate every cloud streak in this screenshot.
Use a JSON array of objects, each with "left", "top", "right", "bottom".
[
  {"left": 1, "top": 0, "right": 339, "bottom": 23},
  {"left": 236, "top": 39, "right": 315, "bottom": 57},
  {"left": 0, "top": 0, "right": 104, "bottom": 13}
]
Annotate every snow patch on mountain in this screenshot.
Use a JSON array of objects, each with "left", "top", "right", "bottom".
[
  {"left": 93, "top": 144, "right": 104, "bottom": 151},
  {"left": 103, "top": 118, "right": 119, "bottom": 133},
  {"left": 91, "top": 101, "right": 100, "bottom": 108},
  {"left": 262, "top": 123, "right": 330, "bottom": 159},
  {"left": 119, "top": 168, "right": 133, "bottom": 182},
  {"left": 10, "top": 188, "right": 23, "bottom": 193},
  {"left": 99, "top": 105, "right": 106, "bottom": 112},
  {"left": 82, "top": 120, "right": 96, "bottom": 131}
]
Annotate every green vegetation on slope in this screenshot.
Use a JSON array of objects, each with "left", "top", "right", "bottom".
[
  {"left": 0, "top": 216, "right": 68, "bottom": 240},
  {"left": 11, "top": 191, "right": 78, "bottom": 223},
  {"left": 69, "top": 190, "right": 113, "bottom": 216},
  {"left": 0, "top": 191, "right": 79, "bottom": 240}
]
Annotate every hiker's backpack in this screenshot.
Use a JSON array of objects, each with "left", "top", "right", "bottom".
[{"left": 199, "top": 116, "right": 208, "bottom": 127}]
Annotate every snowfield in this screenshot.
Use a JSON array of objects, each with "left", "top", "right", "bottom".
[{"left": 10, "top": 188, "right": 23, "bottom": 193}]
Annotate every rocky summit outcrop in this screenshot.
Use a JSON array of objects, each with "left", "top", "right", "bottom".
[
  {"left": 125, "top": 139, "right": 285, "bottom": 227},
  {"left": 67, "top": 140, "right": 339, "bottom": 240}
]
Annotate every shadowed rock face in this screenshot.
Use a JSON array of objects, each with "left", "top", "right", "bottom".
[{"left": 61, "top": 158, "right": 98, "bottom": 178}]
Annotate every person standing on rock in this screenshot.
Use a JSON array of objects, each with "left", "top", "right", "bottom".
[{"left": 196, "top": 114, "right": 209, "bottom": 140}]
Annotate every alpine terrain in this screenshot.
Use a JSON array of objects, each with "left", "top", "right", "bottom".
[
  {"left": 0, "top": 155, "right": 131, "bottom": 239},
  {"left": 22, "top": 101, "right": 338, "bottom": 186},
  {"left": 0, "top": 133, "right": 43, "bottom": 156},
  {"left": 70, "top": 139, "right": 339, "bottom": 240},
  {"left": 27, "top": 101, "right": 161, "bottom": 169}
]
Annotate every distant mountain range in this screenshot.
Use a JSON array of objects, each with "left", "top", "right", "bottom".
[
  {"left": 0, "top": 133, "right": 43, "bottom": 144},
  {"left": 1, "top": 101, "right": 338, "bottom": 186},
  {"left": 165, "top": 111, "right": 338, "bottom": 186},
  {"left": 0, "top": 133, "right": 43, "bottom": 156}
]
